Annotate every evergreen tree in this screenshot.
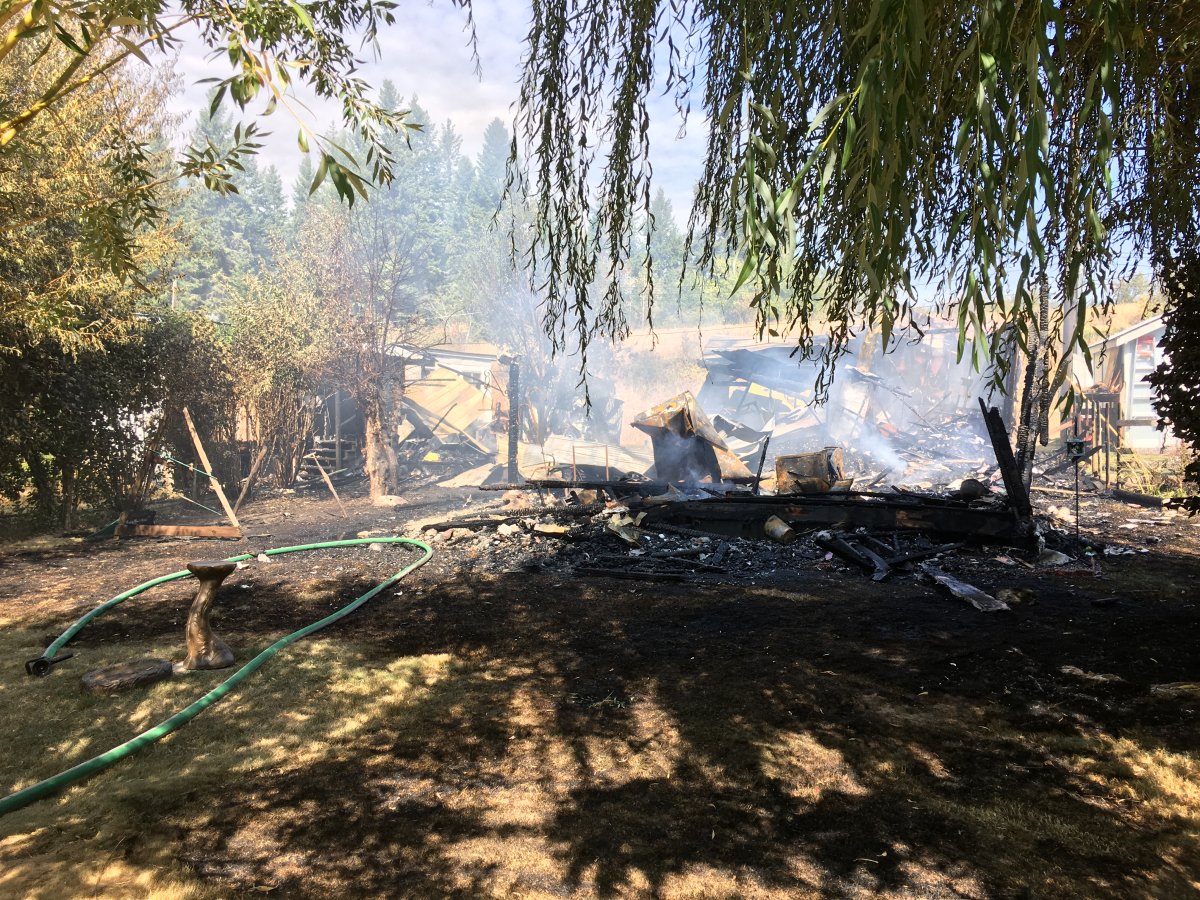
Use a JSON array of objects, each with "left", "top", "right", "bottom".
[
  {"left": 471, "top": 118, "right": 510, "bottom": 215},
  {"left": 173, "top": 99, "right": 286, "bottom": 311}
]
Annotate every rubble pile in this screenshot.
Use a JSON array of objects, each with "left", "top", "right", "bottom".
[
  {"left": 413, "top": 493, "right": 1150, "bottom": 606},
  {"left": 354, "top": 340, "right": 1191, "bottom": 608}
]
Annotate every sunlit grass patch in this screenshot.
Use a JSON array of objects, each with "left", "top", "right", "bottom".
[
  {"left": 847, "top": 692, "right": 1200, "bottom": 894},
  {"left": 759, "top": 730, "right": 866, "bottom": 804},
  {"left": 0, "top": 623, "right": 458, "bottom": 896},
  {"left": 1070, "top": 735, "right": 1200, "bottom": 822}
]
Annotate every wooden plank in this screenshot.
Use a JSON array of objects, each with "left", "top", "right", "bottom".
[
  {"left": 233, "top": 440, "right": 272, "bottom": 514},
  {"left": 182, "top": 406, "right": 241, "bottom": 530},
  {"left": 117, "top": 524, "right": 242, "bottom": 539},
  {"left": 312, "top": 456, "right": 348, "bottom": 518}
]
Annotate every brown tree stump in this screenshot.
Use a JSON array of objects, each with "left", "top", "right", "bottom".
[
  {"left": 183, "top": 559, "right": 237, "bottom": 670},
  {"left": 81, "top": 658, "right": 173, "bottom": 695}
]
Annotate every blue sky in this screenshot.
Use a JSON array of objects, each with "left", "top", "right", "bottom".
[{"left": 166, "top": 0, "right": 704, "bottom": 221}]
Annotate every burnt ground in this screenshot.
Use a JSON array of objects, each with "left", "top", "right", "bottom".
[{"left": 1, "top": 477, "right": 1199, "bottom": 898}]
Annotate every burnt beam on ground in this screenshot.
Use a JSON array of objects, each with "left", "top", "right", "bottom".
[{"left": 639, "top": 496, "right": 1031, "bottom": 544}]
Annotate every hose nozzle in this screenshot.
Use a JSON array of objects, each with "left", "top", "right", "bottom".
[{"left": 25, "top": 653, "right": 73, "bottom": 677}]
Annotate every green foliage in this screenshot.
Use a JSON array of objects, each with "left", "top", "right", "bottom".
[
  {"left": 1, "top": 0, "right": 475, "bottom": 298},
  {"left": 513, "top": 1, "right": 1200, "bottom": 391},
  {"left": 173, "top": 100, "right": 287, "bottom": 311},
  {"left": 228, "top": 270, "right": 335, "bottom": 484},
  {"left": 0, "top": 312, "right": 232, "bottom": 526},
  {"left": 1148, "top": 249, "right": 1200, "bottom": 510},
  {"left": 0, "top": 40, "right": 180, "bottom": 352}
]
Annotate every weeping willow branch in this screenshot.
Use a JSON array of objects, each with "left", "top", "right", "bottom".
[{"left": 511, "top": 0, "right": 1200, "bottom": 395}]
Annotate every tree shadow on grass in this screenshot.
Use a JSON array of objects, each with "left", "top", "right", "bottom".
[
  {"left": 5, "top": 548, "right": 1200, "bottom": 898},
  {"left": 200, "top": 562, "right": 1200, "bottom": 895}
]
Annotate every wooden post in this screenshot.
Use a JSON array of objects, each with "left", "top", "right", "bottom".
[
  {"left": 977, "top": 399, "right": 1032, "bottom": 518},
  {"left": 507, "top": 358, "right": 520, "bottom": 483},
  {"left": 313, "top": 456, "right": 348, "bottom": 518},
  {"left": 753, "top": 434, "right": 772, "bottom": 495},
  {"left": 233, "top": 440, "right": 271, "bottom": 514},
  {"left": 182, "top": 407, "right": 241, "bottom": 531}
]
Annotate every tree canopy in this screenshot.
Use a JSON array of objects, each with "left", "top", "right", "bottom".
[
  {"left": 513, "top": 1, "right": 1200, "bottom": 390},
  {"left": 0, "top": 0, "right": 474, "bottom": 321}
]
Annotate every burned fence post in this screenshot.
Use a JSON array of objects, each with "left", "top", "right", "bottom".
[
  {"left": 753, "top": 433, "right": 772, "bottom": 495},
  {"left": 504, "top": 355, "right": 521, "bottom": 484},
  {"left": 978, "top": 398, "right": 1032, "bottom": 518}
]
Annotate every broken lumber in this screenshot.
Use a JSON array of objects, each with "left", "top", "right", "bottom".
[
  {"left": 182, "top": 407, "right": 241, "bottom": 530},
  {"left": 814, "top": 532, "right": 873, "bottom": 570}
]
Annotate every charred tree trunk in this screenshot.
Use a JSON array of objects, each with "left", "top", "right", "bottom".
[
  {"left": 360, "top": 376, "right": 403, "bottom": 498},
  {"left": 1014, "top": 270, "right": 1051, "bottom": 489}
]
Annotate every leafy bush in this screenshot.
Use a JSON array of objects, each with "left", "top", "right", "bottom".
[
  {"left": 0, "top": 312, "right": 233, "bottom": 529},
  {"left": 1149, "top": 250, "right": 1200, "bottom": 512}
]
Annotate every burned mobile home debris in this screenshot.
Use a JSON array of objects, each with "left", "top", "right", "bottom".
[
  {"left": 200, "top": 327, "right": 1177, "bottom": 606},
  {"left": 367, "top": 332, "right": 1110, "bottom": 605},
  {"left": 430, "top": 388, "right": 1036, "bottom": 597}
]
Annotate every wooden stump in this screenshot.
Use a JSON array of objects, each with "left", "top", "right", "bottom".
[
  {"left": 183, "top": 559, "right": 237, "bottom": 670},
  {"left": 81, "top": 658, "right": 173, "bottom": 695}
]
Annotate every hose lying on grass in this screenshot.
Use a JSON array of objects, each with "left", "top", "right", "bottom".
[{"left": 0, "top": 537, "right": 433, "bottom": 818}]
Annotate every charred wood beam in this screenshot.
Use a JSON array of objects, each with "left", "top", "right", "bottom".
[
  {"left": 813, "top": 533, "right": 875, "bottom": 570},
  {"left": 886, "top": 542, "right": 965, "bottom": 565},
  {"left": 978, "top": 398, "right": 1033, "bottom": 517},
  {"left": 857, "top": 534, "right": 897, "bottom": 558},
  {"left": 812, "top": 533, "right": 891, "bottom": 581},
  {"left": 641, "top": 499, "right": 1030, "bottom": 544},
  {"left": 753, "top": 433, "right": 772, "bottom": 495},
  {"left": 856, "top": 545, "right": 893, "bottom": 582},
  {"left": 506, "top": 357, "right": 520, "bottom": 483},
  {"left": 1111, "top": 487, "right": 1163, "bottom": 508}
]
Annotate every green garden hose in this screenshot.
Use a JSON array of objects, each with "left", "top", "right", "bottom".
[{"left": 0, "top": 537, "right": 432, "bottom": 817}]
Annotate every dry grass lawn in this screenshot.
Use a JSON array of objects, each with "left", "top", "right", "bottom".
[{"left": 0, "top": 518, "right": 1198, "bottom": 897}]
